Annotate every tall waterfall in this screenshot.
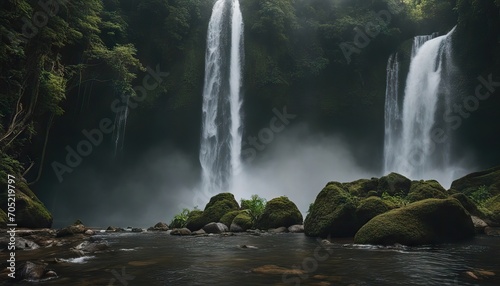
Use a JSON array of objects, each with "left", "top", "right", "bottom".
[
  {"left": 200, "top": 0, "right": 244, "bottom": 195},
  {"left": 383, "top": 28, "right": 456, "bottom": 185}
]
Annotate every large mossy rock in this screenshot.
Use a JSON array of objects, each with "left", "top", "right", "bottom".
[
  {"left": 219, "top": 210, "right": 242, "bottom": 228},
  {"left": 0, "top": 179, "right": 52, "bottom": 228},
  {"left": 377, "top": 173, "right": 412, "bottom": 196},
  {"left": 450, "top": 193, "right": 483, "bottom": 217},
  {"left": 304, "top": 182, "right": 358, "bottom": 237},
  {"left": 354, "top": 198, "right": 475, "bottom": 246},
  {"left": 355, "top": 197, "right": 391, "bottom": 227},
  {"left": 232, "top": 211, "right": 253, "bottom": 231},
  {"left": 407, "top": 180, "right": 447, "bottom": 203},
  {"left": 451, "top": 165, "right": 500, "bottom": 196},
  {"left": 185, "top": 193, "right": 239, "bottom": 231},
  {"left": 343, "top": 178, "right": 379, "bottom": 197},
  {"left": 484, "top": 194, "right": 500, "bottom": 223},
  {"left": 255, "top": 196, "right": 302, "bottom": 229}
]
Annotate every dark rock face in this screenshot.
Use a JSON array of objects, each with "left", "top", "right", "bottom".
[
  {"left": 304, "top": 182, "right": 358, "bottom": 238},
  {"left": 202, "top": 222, "right": 228, "bottom": 234},
  {"left": 354, "top": 198, "right": 475, "bottom": 246},
  {"left": 255, "top": 196, "right": 303, "bottom": 229}
]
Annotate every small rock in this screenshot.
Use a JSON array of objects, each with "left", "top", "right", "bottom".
[
  {"left": 84, "top": 229, "right": 95, "bottom": 235},
  {"left": 466, "top": 271, "right": 479, "bottom": 280},
  {"left": 251, "top": 265, "right": 305, "bottom": 275},
  {"left": 203, "top": 222, "right": 229, "bottom": 234},
  {"left": 170, "top": 228, "right": 192, "bottom": 236},
  {"left": 149, "top": 222, "right": 169, "bottom": 231},
  {"left": 74, "top": 240, "right": 110, "bottom": 253},
  {"left": 230, "top": 223, "right": 244, "bottom": 232},
  {"left": 476, "top": 270, "right": 495, "bottom": 277},
  {"left": 73, "top": 219, "right": 84, "bottom": 225},
  {"left": 131, "top": 228, "right": 143, "bottom": 233},
  {"left": 288, "top": 224, "right": 305, "bottom": 233},
  {"left": 471, "top": 216, "right": 488, "bottom": 233},
  {"left": 56, "top": 224, "right": 86, "bottom": 237},
  {"left": 192, "top": 229, "right": 206, "bottom": 235},
  {"left": 44, "top": 270, "right": 58, "bottom": 278},
  {"left": 484, "top": 227, "right": 500, "bottom": 236},
  {"left": 16, "top": 261, "right": 47, "bottom": 281},
  {"left": 321, "top": 239, "right": 332, "bottom": 245},
  {"left": 240, "top": 245, "right": 258, "bottom": 249},
  {"left": 269, "top": 226, "right": 287, "bottom": 233}
]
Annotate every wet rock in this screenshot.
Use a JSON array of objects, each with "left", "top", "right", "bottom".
[
  {"left": 16, "top": 261, "right": 47, "bottom": 281},
  {"left": 484, "top": 227, "right": 500, "bottom": 236},
  {"left": 44, "top": 270, "right": 57, "bottom": 279},
  {"left": 203, "top": 222, "right": 228, "bottom": 234},
  {"left": 471, "top": 216, "right": 488, "bottom": 233},
  {"left": 74, "top": 240, "right": 110, "bottom": 253},
  {"left": 170, "top": 228, "right": 192, "bottom": 236},
  {"left": 240, "top": 245, "right": 258, "bottom": 249},
  {"left": 84, "top": 229, "right": 95, "bottom": 235},
  {"left": 0, "top": 237, "right": 39, "bottom": 250},
  {"left": 186, "top": 193, "right": 239, "bottom": 231},
  {"left": 251, "top": 265, "right": 305, "bottom": 275},
  {"left": 131, "top": 228, "right": 143, "bottom": 233},
  {"left": 148, "top": 222, "right": 169, "bottom": 231},
  {"left": 56, "top": 224, "right": 86, "bottom": 237},
  {"left": 269, "top": 227, "right": 287, "bottom": 233},
  {"left": 230, "top": 223, "right": 244, "bottom": 232},
  {"left": 192, "top": 229, "right": 206, "bottom": 235},
  {"left": 288, "top": 224, "right": 304, "bottom": 233}
]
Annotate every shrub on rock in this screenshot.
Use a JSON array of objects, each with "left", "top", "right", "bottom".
[
  {"left": 343, "top": 178, "right": 379, "bottom": 197},
  {"left": 354, "top": 198, "right": 475, "bottom": 246},
  {"left": 256, "top": 196, "right": 303, "bottom": 229},
  {"left": 451, "top": 165, "right": 500, "bottom": 196},
  {"left": 304, "top": 182, "right": 358, "bottom": 237}
]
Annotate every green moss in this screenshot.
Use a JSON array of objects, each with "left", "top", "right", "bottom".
[
  {"left": 10, "top": 182, "right": 53, "bottom": 228},
  {"left": 343, "top": 178, "right": 379, "bottom": 197},
  {"left": 407, "top": 180, "right": 447, "bottom": 203},
  {"left": 205, "top": 193, "right": 239, "bottom": 210},
  {"left": 450, "top": 193, "right": 483, "bottom": 217},
  {"left": 451, "top": 165, "right": 500, "bottom": 196},
  {"left": 185, "top": 210, "right": 205, "bottom": 231},
  {"left": 484, "top": 194, "right": 500, "bottom": 223},
  {"left": 220, "top": 210, "right": 242, "bottom": 227},
  {"left": 377, "top": 173, "right": 412, "bottom": 196},
  {"left": 354, "top": 198, "right": 475, "bottom": 246},
  {"left": 233, "top": 211, "right": 253, "bottom": 230},
  {"left": 0, "top": 208, "right": 7, "bottom": 227},
  {"left": 356, "top": 197, "right": 391, "bottom": 226},
  {"left": 256, "top": 196, "right": 303, "bottom": 229},
  {"left": 304, "top": 182, "right": 358, "bottom": 237}
]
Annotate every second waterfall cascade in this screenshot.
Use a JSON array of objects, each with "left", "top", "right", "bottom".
[
  {"left": 200, "top": 0, "right": 244, "bottom": 195},
  {"left": 383, "top": 28, "right": 459, "bottom": 187}
]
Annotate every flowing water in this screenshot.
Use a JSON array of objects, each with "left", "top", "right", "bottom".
[
  {"left": 383, "top": 28, "right": 456, "bottom": 186},
  {"left": 200, "top": 0, "right": 244, "bottom": 195},
  {"left": 5, "top": 232, "right": 500, "bottom": 285}
]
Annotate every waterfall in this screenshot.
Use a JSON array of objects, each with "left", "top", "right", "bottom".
[
  {"left": 113, "top": 94, "right": 129, "bottom": 156},
  {"left": 383, "top": 28, "right": 456, "bottom": 185},
  {"left": 200, "top": 0, "right": 244, "bottom": 195}
]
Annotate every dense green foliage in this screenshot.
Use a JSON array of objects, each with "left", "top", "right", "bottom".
[{"left": 240, "top": 194, "right": 267, "bottom": 225}]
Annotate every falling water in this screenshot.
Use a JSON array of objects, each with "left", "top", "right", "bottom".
[
  {"left": 113, "top": 94, "right": 129, "bottom": 156},
  {"left": 200, "top": 0, "right": 244, "bottom": 194},
  {"left": 384, "top": 28, "right": 456, "bottom": 185}
]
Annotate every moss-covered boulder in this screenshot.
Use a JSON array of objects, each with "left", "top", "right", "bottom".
[
  {"left": 0, "top": 180, "right": 52, "bottom": 228},
  {"left": 451, "top": 165, "right": 500, "bottom": 196},
  {"left": 484, "top": 194, "right": 500, "bottom": 224},
  {"left": 355, "top": 197, "right": 391, "bottom": 227},
  {"left": 185, "top": 193, "right": 239, "bottom": 231},
  {"left": 232, "top": 211, "right": 253, "bottom": 231},
  {"left": 377, "top": 173, "right": 412, "bottom": 196},
  {"left": 407, "top": 180, "right": 447, "bottom": 203},
  {"left": 354, "top": 198, "right": 475, "bottom": 246},
  {"left": 450, "top": 193, "right": 483, "bottom": 217},
  {"left": 343, "top": 178, "right": 379, "bottom": 197},
  {"left": 185, "top": 210, "right": 205, "bottom": 231},
  {"left": 255, "top": 196, "right": 302, "bottom": 229},
  {"left": 220, "top": 210, "right": 242, "bottom": 228},
  {"left": 304, "top": 182, "right": 358, "bottom": 237}
]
